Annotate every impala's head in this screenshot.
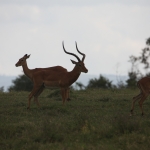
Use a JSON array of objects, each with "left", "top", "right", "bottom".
[
  {"left": 62, "top": 42, "right": 88, "bottom": 73},
  {"left": 15, "top": 54, "right": 30, "bottom": 67}
]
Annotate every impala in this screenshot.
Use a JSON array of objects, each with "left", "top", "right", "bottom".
[
  {"left": 26, "top": 42, "right": 88, "bottom": 109},
  {"left": 130, "top": 77, "right": 150, "bottom": 116},
  {"left": 15, "top": 54, "right": 70, "bottom": 107}
]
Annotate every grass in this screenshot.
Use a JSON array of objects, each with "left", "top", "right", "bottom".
[{"left": 0, "top": 88, "right": 150, "bottom": 150}]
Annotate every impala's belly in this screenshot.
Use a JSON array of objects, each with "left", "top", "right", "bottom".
[
  {"left": 44, "top": 81, "right": 60, "bottom": 88},
  {"left": 44, "top": 79, "right": 69, "bottom": 88}
]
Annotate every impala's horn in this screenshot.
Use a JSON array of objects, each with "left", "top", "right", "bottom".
[
  {"left": 62, "top": 41, "right": 81, "bottom": 62},
  {"left": 75, "top": 42, "right": 85, "bottom": 62}
]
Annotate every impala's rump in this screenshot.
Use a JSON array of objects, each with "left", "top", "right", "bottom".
[{"left": 131, "top": 77, "right": 150, "bottom": 116}]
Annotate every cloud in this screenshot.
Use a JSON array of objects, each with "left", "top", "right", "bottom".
[
  {"left": 0, "top": 5, "right": 41, "bottom": 23},
  {"left": 1, "top": 0, "right": 150, "bottom": 7},
  {"left": 0, "top": 1, "right": 150, "bottom": 76}
]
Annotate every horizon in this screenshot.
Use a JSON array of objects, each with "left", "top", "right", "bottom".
[
  {"left": 0, "top": 0, "right": 150, "bottom": 77},
  {"left": 0, "top": 73, "right": 128, "bottom": 92}
]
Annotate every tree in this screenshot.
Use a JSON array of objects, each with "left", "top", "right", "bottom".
[
  {"left": 116, "top": 80, "right": 126, "bottom": 89},
  {"left": 8, "top": 74, "right": 33, "bottom": 92},
  {"left": 126, "top": 72, "right": 138, "bottom": 88},
  {"left": 87, "top": 74, "right": 112, "bottom": 89},
  {"left": 129, "top": 37, "right": 150, "bottom": 71},
  {"left": 75, "top": 82, "right": 85, "bottom": 90},
  {"left": 126, "top": 37, "right": 150, "bottom": 88},
  {"left": 0, "top": 86, "right": 4, "bottom": 92}
]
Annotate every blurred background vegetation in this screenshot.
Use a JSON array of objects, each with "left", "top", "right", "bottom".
[{"left": 0, "top": 37, "right": 149, "bottom": 92}]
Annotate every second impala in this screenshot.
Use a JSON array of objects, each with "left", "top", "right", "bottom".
[{"left": 24, "top": 42, "right": 88, "bottom": 109}]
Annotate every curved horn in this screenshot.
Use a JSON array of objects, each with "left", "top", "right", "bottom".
[
  {"left": 62, "top": 41, "right": 81, "bottom": 62},
  {"left": 75, "top": 42, "right": 85, "bottom": 62}
]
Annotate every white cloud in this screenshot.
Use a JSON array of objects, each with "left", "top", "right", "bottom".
[
  {"left": 0, "top": 1, "right": 150, "bottom": 76},
  {"left": 0, "top": 4, "right": 42, "bottom": 23}
]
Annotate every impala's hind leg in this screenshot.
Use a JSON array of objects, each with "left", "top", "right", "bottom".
[
  {"left": 27, "top": 85, "right": 42, "bottom": 109},
  {"left": 61, "top": 88, "right": 68, "bottom": 105},
  {"left": 67, "top": 88, "right": 71, "bottom": 101},
  {"left": 33, "top": 84, "right": 45, "bottom": 107},
  {"left": 139, "top": 93, "right": 149, "bottom": 116},
  {"left": 130, "top": 93, "right": 142, "bottom": 115},
  {"left": 64, "top": 89, "right": 68, "bottom": 103}
]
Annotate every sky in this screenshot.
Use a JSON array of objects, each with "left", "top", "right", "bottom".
[{"left": 0, "top": 0, "right": 150, "bottom": 77}]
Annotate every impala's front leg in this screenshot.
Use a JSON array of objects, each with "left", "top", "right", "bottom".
[
  {"left": 61, "top": 88, "right": 68, "bottom": 105},
  {"left": 65, "top": 88, "right": 68, "bottom": 103},
  {"left": 67, "top": 88, "right": 71, "bottom": 101},
  {"left": 61, "top": 88, "right": 65, "bottom": 105},
  {"left": 27, "top": 95, "right": 32, "bottom": 109}
]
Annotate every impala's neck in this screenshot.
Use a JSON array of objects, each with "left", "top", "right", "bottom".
[
  {"left": 22, "top": 61, "right": 32, "bottom": 79},
  {"left": 68, "top": 66, "right": 81, "bottom": 86}
]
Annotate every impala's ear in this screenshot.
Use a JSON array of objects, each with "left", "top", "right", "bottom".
[
  {"left": 27, "top": 54, "right": 31, "bottom": 58},
  {"left": 70, "top": 59, "right": 77, "bottom": 64}
]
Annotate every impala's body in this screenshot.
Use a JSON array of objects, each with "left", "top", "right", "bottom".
[
  {"left": 16, "top": 42, "right": 88, "bottom": 109},
  {"left": 15, "top": 55, "right": 67, "bottom": 81},
  {"left": 130, "top": 77, "right": 150, "bottom": 116},
  {"left": 26, "top": 66, "right": 67, "bottom": 81},
  {"left": 34, "top": 61, "right": 87, "bottom": 88},
  {"left": 15, "top": 54, "right": 70, "bottom": 108}
]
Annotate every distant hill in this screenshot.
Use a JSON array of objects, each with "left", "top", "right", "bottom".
[
  {"left": 0, "top": 74, "right": 128, "bottom": 92},
  {"left": 0, "top": 75, "right": 16, "bottom": 91}
]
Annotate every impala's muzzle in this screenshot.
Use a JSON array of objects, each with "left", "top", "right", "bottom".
[
  {"left": 15, "top": 63, "right": 19, "bottom": 67},
  {"left": 85, "top": 69, "right": 88, "bottom": 73},
  {"left": 83, "top": 67, "right": 88, "bottom": 73}
]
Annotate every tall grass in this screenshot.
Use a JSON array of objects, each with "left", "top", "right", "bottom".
[{"left": 0, "top": 89, "right": 150, "bottom": 149}]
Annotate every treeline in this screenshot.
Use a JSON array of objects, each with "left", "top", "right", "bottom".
[
  {"left": 5, "top": 71, "right": 146, "bottom": 92},
  {"left": 1, "top": 37, "right": 150, "bottom": 92},
  {"left": 7, "top": 74, "right": 121, "bottom": 92}
]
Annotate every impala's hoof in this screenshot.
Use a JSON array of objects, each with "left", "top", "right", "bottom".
[
  {"left": 130, "top": 110, "right": 133, "bottom": 116},
  {"left": 67, "top": 98, "right": 71, "bottom": 101}
]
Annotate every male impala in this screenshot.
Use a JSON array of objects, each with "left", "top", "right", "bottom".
[
  {"left": 15, "top": 54, "right": 70, "bottom": 107},
  {"left": 26, "top": 42, "right": 88, "bottom": 109},
  {"left": 130, "top": 77, "right": 150, "bottom": 116}
]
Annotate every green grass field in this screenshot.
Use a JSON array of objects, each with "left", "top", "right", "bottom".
[{"left": 0, "top": 89, "right": 150, "bottom": 150}]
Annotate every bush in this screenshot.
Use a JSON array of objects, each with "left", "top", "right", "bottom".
[
  {"left": 87, "top": 74, "right": 113, "bottom": 89},
  {"left": 8, "top": 74, "right": 33, "bottom": 92}
]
